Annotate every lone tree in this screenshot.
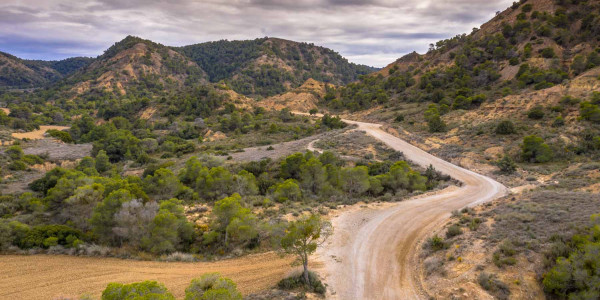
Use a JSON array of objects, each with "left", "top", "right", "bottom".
[{"left": 280, "top": 214, "right": 332, "bottom": 285}]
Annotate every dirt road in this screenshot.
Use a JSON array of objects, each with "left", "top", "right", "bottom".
[
  {"left": 0, "top": 253, "right": 292, "bottom": 299},
  {"left": 314, "top": 118, "right": 507, "bottom": 299}
]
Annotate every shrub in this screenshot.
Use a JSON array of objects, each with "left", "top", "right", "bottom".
[
  {"left": 497, "top": 155, "right": 517, "bottom": 174},
  {"left": 478, "top": 272, "right": 510, "bottom": 299},
  {"left": 5, "top": 145, "right": 23, "bottom": 160},
  {"left": 102, "top": 281, "right": 174, "bottom": 300},
  {"left": 521, "top": 135, "right": 553, "bottom": 163},
  {"left": 495, "top": 120, "right": 516, "bottom": 134},
  {"left": 446, "top": 224, "right": 462, "bottom": 238},
  {"left": 185, "top": 273, "right": 242, "bottom": 300},
  {"left": 277, "top": 271, "right": 326, "bottom": 295},
  {"left": 552, "top": 116, "right": 565, "bottom": 127},
  {"left": 394, "top": 114, "right": 404, "bottom": 122},
  {"left": 527, "top": 106, "right": 545, "bottom": 119},
  {"left": 8, "top": 160, "right": 27, "bottom": 171},
  {"left": 540, "top": 47, "right": 556, "bottom": 58},
  {"left": 46, "top": 129, "right": 74, "bottom": 143},
  {"left": 426, "top": 235, "right": 448, "bottom": 252}
]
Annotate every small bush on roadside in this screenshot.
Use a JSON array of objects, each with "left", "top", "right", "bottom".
[
  {"left": 277, "top": 271, "right": 326, "bottom": 294},
  {"left": 478, "top": 272, "right": 510, "bottom": 300},
  {"left": 446, "top": 225, "right": 462, "bottom": 238}
]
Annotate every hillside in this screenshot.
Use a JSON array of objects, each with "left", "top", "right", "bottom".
[
  {"left": 57, "top": 36, "right": 207, "bottom": 98},
  {"left": 178, "top": 37, "right": 376, "bottom": 97},
  {"left": 0, "top": 52, "right": 93, "bottom": 89}
]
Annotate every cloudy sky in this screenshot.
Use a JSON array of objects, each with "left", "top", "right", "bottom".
[{"left": 0, "top": 0, "right": 513, "bottom": 67}]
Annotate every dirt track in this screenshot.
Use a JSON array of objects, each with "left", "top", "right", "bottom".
[
  {"left": 0, "top": 253, "right": 292, "bottom": 299},
  {"left": 313, "top": 118, "right": 507, "bottom": 299}
]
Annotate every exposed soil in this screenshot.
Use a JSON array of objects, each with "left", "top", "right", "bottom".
[
  {"left": 0, "top": 253, "right": 292, "bottom": 300},
  {"left": 11, "top": 125, "right": 70, "bottom": 140}
]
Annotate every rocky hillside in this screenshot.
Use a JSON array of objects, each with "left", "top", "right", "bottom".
[
  {"left": 178, "top": 37, "right": 376, "bottom": 97},
  {"left": 58, "top": 36, "right": 207, "bottom": 98},
  {"left": 327, "top": 0, "right": 600, "bottom": 112}
]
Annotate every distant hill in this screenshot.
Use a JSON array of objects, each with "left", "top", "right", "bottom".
[
  {"left": 329, "top": 0, "right": 600, "bottom": 112},
  {"left": 58, "top": 36, "right": 207, "bottom": 97},
  {"left": 178, "top": 37, "right": 377, "bottom": 97},
  {"left": 0, "top": 51, "right": 93, "bottom": 89}
]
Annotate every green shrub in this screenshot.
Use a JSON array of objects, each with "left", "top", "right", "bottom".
[
  {"left": 426, "top": 235, "right": 448, "bottom": 252},
  {"left": 21, "top": 154, "right": 44, "bottom": 165},
  {"left": 495, "top": 120, "right": 516, "bottom": 134},
  {"left": 540, "top": 47, "right": 556, "bottom": 58},
  {"left": 446, "top": 224, "right": 462, "bottom": 238},
  {"left": 47, "top": 129, "right": 74, "bottom": 143},
  {"left": 521, "top": 135, "right": 553, "bottom": 163},
  {"left": 277, "top": 271, "right": 326, "bottom": 295},
  {"left": 527, "top": 106, "right": 545, "bottom": 119},
  {"left": 497, "top": 155, "right": 517, "bottom": 174},
  {"left": 5, "top": 145, "right": 23, "bottom": 160},
  {"left": 8, "top": 160, "right": 27, "bottom": 171},
  {"left": 102, "top": 281, "right": 174, "bottom": 300},
  {"left": 552, "top": 116, "right": 565, "bottom": 127},
  {"left": 185, "top": 273, "right": 242, "bottom": 300}
]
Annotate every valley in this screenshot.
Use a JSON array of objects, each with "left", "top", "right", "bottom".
[{"left": 1, "top": 0, "right": 600, "bottom": 299}]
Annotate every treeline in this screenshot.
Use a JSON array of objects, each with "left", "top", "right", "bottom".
[{"left": 0, "top": 149, "right": 437, "bottom": 256}]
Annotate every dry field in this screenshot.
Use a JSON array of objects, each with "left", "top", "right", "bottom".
[
  {"left": 0, "top": 253, "right": 292, "bottom": 299},
  {"left": 11, "top": 125, "right": 70, "bottom": 140}
]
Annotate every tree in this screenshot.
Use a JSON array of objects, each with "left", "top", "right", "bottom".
[
  {"left": 185, "top": 273, "right": 242, "bottom": 300},
  {"left": 280, "top": 153, "right": 306, "bottom": 179},
  {"left": 521, "top": 135, "right": 553, "bottom": 163},
  {"left": 113, "top": 199, "right": 158, "bottom": 248},
  {"left": 95, "top": 150, "right": 111, "bottom": 173},
  {"left": 207, "top": 194, "right": 257, "bottom": 247},
  {"left": 300, "top": 157, "right": 326, "bottom": 195},
  {"left": 90, "top": 189, "right": 134, "bottom": 245},
  {"left": 143, "top": 168, "right": 183, "bottom": 200},
  {"left": 62, "top": 183, "right": 105, "bottom": 231},
  {"left": 273, "top": 179, "right": 302, "bottom": 202},
  {"left": 102, "top": 281, "right": 174, "bottom": 300},
  {"left": 341, "top": 166, "right": 370, "bottom": 197},
  {"left": 280, "top": 214, "right": 332, "bottom": 285},
  {"left": 144, "top": 199, "right": 194, "bottom": 254}
]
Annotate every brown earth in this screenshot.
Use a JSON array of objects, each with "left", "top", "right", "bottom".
[
  {"left": 11, "top": 125, "right": 70, "bottom": 140},
  {"left": 258, "top": 79, "right": 330, "bottom": 112},
  {"left": 0, "top": 253, "right": 292, "bottom": 300}
]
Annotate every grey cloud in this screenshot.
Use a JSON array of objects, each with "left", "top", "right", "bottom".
[{"left": 0, "top": 0, "right": 514, "bottom": 66}]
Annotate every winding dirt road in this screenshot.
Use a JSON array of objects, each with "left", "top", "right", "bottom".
[{"left": 314, "top": 118, "right": 507, "bottom": 299}]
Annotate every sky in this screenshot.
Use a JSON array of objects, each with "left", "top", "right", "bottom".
[{"left": 0, "top": 0, "right": 514, "bottom": 67}]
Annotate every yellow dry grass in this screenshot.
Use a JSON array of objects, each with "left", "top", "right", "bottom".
[
  {"left": 0, "top": 253, "right": 292, "bottom": 299},
  {"left": 11, "top": 125, "right": 70, "bottom": 140},
  {"left": 0, "top": 108, "right": 9, "bottom": 115}
]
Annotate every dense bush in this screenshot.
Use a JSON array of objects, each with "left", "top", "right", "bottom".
[
  {"left": 102, "top": 281, "right": 174, "bottom": 300},
  {"left": 495, "top": 120, "right": 516, "bottom": 135},
  {"left": 185, "top": 273, "right": 242, "bottom": 300},
  {"left": 277, "top": 271, "right": 326, "bottom": 295},
  {"left": 521, "top": 135, "right": 553, "bottom": 163}
]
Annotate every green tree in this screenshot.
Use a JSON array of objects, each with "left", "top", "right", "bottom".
[
  {"left": 90, "top": 189, "right": 134, "bottom": 245},
  {"left": 143, "top": 168, "right": 183, "bottom": 200},
  {"left": 95, "top": 150, "right": 111, "bottom": 173},
  {"left": 143, "top": 199, "right": 194, "bottom": 254},
  {"left": 300, "top": 157, "right": 326, "bottom": 195},
  {"left": 521, "top": 135, "right": 553, "bottom": 163},
  {"left": 341, "top": 166, "right": 370, "bottom": 197},
  {"left": 280, "top": 153, "right": 307, "bottom": 179},
  {"left": 273, "top": 179, "right": 302, "bottom": 202},
  {"left": 207, "top": 193, "right": 257, "bottom": 247},
  {"left": 185, "top": 273, "right": 242, "bottom": 300},
  {"left": 280, "top": 214, "right": 332, "bottom": 285}
]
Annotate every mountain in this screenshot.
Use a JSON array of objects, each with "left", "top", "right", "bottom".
[
  {"left": 0, "top": 51, "right": 93, "bottom": 89},
  {"left": 324, "top": 0, "right": 600, "bottom": 114},
  {"left": 59, "top": 36, "right": 207, "bottom": 97},
  {"left": 178, "top": 37, "right": 377, "bottom": 97}
]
